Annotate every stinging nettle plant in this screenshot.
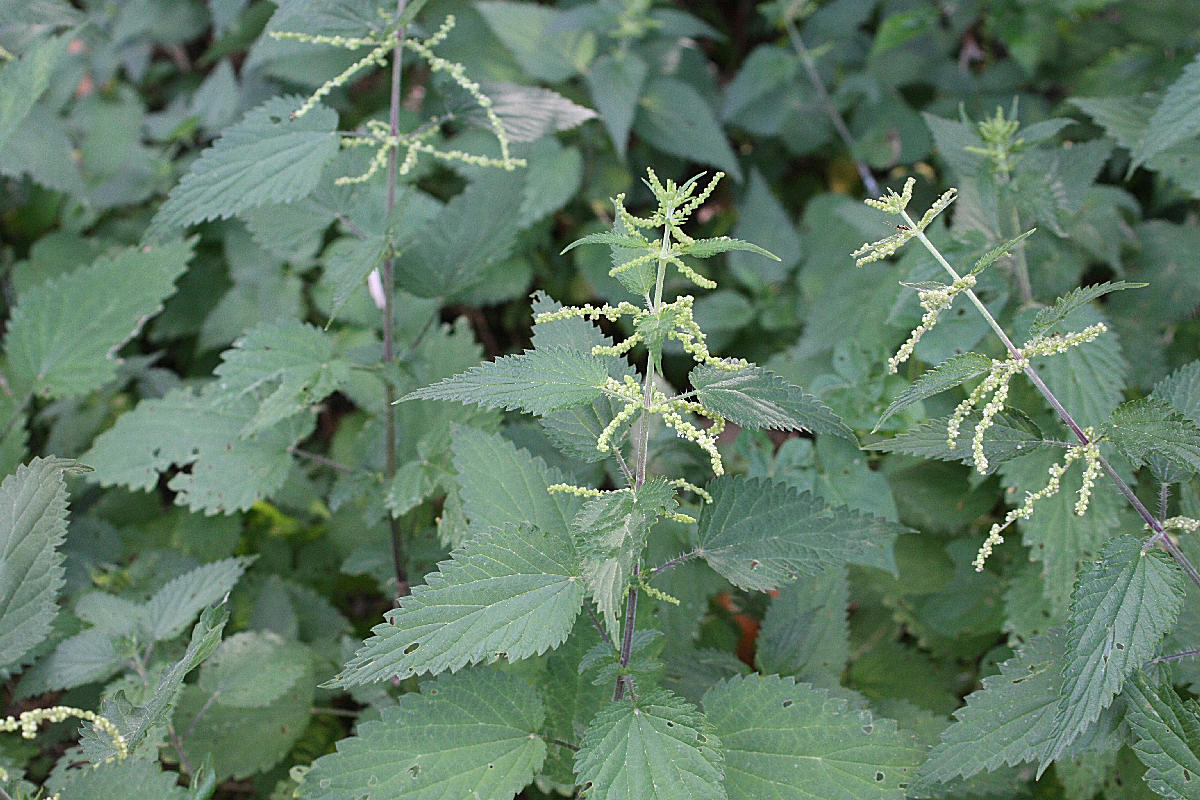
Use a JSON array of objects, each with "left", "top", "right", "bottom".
[
  {"left": 295, "top": 169, "right": 923, "bottom": 799},
  {"left": 855, "top": 140, "right": 1200, "bottom": 790}
]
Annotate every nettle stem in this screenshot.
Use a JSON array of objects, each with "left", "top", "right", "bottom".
[
  {"left": 614, "top": 219, "right": 675, "bottom": 702},
  {"left": 382, "top": 0, "right": 410, "bottom": 598},
  {"left": 903, "top": 212, "right": 1200, "bottom": 590}
]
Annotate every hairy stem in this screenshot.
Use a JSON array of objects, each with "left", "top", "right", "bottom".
[
  {"left": 650, "top": 550, "right": 700, "bottom": 577},
  {"left": 382, "top": 0, "right": 410, "bottom": 599},
  {"left": 904, "top": 213, "right": 1200, "bottom": 590},
  {"left": 783, "top": 19, "right": 879, "bottom": 198},
  {"left": 1009, "top": 206, "right": 1033, "bottom": 305},
  {"left": 614, "top": 219, "right": 675, "bottom": 701},
  {"left": 584, "top": 600, "right": 615, "bottom": 650}
]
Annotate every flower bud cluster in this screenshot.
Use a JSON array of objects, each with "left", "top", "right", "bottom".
[
  {"left": 1151, "top": 517, "right": 1200, "bottom": 535},
  {"left": 853, "top": 180, "right": 957, "bottom": 267},
  {"left": 275, "top": 15, "right": 522, "bottom": 185},
  {"left": 888, "top": 275, "right": 977, "bottom": 373},
  {"left": 949, "top": 323, "right": 1107, "bottom": 474},
  {"left": 2, "top": 705, "right": 128, "bottom": 764},
  {"left": 973, "top": 428, "right": 1102, "bottom": 571}
]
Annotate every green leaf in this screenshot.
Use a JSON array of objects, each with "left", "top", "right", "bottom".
[
  {"left": 404, "top": 347, "right": 609, "bottom": 416},
  {"left": 4, "top": 239, "right": 193, "bottom": 399},
  {"left": 969, "top": 228, "right": 1037, "bottom": 276},
  {"left": 1153, "top": 360, "right": 1200, "bottom": 425},
  {"left": 152, "top": 96, "right": 338, "bottom": 231},
  {"left": 575, "top": 688, "right": 725, "bottom": 800},
  {"left": 910, "top": 629, "right": 1065, "bottom": 790},
  {"left": 703, "top": 674, "right": 922, "bottom": 799},
  {"left": 998, "top": 446, "right": 1123, "bottom": 615},
  {"left": 866, "top": 413, "right": 1048, "bottom": 472},
  {"left": 476, "top": 1, "right": 592, "bottom": 83},
  {"left": 141, "top": 557, "right": 254, "bottom": 642},
  {"left": 212, "top": 319, "right": 350, "bottom": 434},
  {"left": 0, "top": 457, "right": 83, "bottom": 672},
  {"left": 874, "top": 352, "right": 993, "bottom": 432},
  {"left": 585, "top": 53, "right": 647, "bottom": 157},
  {"left": 332, "top": 524, "right": 583, "bottom": 685},
  {"left": 301, "top": 669, "right": 545, "bottom": 800},
  {"left": 49, "top": 757, "right": 188, "bottom": 800},
  {"left": 1041, "top": 536, "right": 1187, "bottom": 773},
  {"left": 1030, "top": 307, "right": 1126, "bottom": 429},
  {"left": 635, "top": 77, "right": 743, "bottom": 182},
  {"left": 15, "top": 629, "right": 121, "bottom": 695},
  {"left": 450, "top": 425, "right": 582, "bottom": 541},
  {"left": 394, "top": 171, "right": 522, "bottom": 299},
  {"left": 677, "top": 236, "right": 779, "bottom": 261},
  {"left": 477, "top": 81, "right": 596, "bottom": 142},
  {"left": 1131, "top": 53, "right": 1200, "bottom": 170},
  {"left": 697, "top": 476, "right": 903, "bottom": 591},
  {"left": 1123, "top": 672, "right": 1200, "bottom": 800},
  {"left": 1070, "top": 94, "right": 1157, "bottom": 155},
  {"left": 560, "top": 231, "right": 651, "bottom": 254},
  {"left": 1027, "top": 281, "right": 1146, "bottom": 341},
  {"left": 82, "top": 604, "right": 229, "bottom": 763},
  {"left": 728, "top": 170, "right": 801, "bottom": 286},
  {"left": 0, "top": 34, "right": 70, "bottom": 154},
  {"left": 755, "top": 566, "right": 848, "bottom": 687},
  {"left": 84, "top": 386, "right": 314, "bottom": 515},
  {"left": 197, "top": 631, "right": 308, "bottom": 707},
  {"left": 1103, "top": 398, "right": 1200, "bottom": 477},
  {"left": 175, "top": 672, "right": 314, "bottom": 781},
  {"left": 690, "top": 364, "right": 853, "bottom": 439},
  {"left": 573, "top": 478, "right": 676, "bottom": 640}
]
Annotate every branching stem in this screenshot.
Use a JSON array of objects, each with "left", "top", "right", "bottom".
[
  {"left": 650, "top": 550, "right": 700, "bottom": 577},
  {"left": 783, "top": 18, "right": 879, "bottom": 198},
  {"left": 903, "top": 212, "right": 1200, "bottom": 591},
  {"left": 382, "top": 0, "right": 410, "bottom": 599}
]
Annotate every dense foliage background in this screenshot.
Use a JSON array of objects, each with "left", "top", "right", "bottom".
[{"left": 2, "top": 0, "right": 1200, "bottom": 798}]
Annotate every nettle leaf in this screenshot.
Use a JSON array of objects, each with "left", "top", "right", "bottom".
[
  {"left": 405, "top": 347, "right": 609, "bottom": 416},
  {"left": 874, "top": 352, "right": 992, "bottom": 431},
  {"left": 212, "top": 319, "right": 350, "bottom": 435},
  {"left": 301, "top": 669, "right": 545, "bottom": 800},
  {"left": 911, "top": 629, "right": 1065, "bottom": 791},
  {"left": 690, "top": 364, "right": 853, "bottom": 439},
  {"left": 0, "top": 457, "right": 83, "bottom": 672},
  {"left": 573, "top": 478, "right": 676, "bottom": 640},
  {"left": 703, "top": 674, "right": 922, "bottom": 800},
  {"left": 1030, "top": 307, "right": 1125, "bottom": 429},
  {"left": 15, "top": 628, "right": 121, "bottom": 695},
  {"left": 4, "top": 239, "right": 193, "bottom": 399},
  {"left": 152, "top": 96, "right": 339, "bottom": 231},
  {"left": 476, "top": 0, "right": 591, "bottom": 83},
  {"left": 175, "top": 661, "right": 315, "bottom": 780},
  {"left": 49, "top": 757, "right": 188, "bottom": 800},
  {"left": 1103, "top": 398, "right": 1200, "bottom": 477},
  {"left": 866, "top": 413, "right": 1048, "bottom": 472},
  {"left": 394, "top": 171, "right": 522, "bottom": 298},
  {"left": 1131, "top": 53, "right": 1200, "bottom": 170},
  {"left": 82, "top": 604, "right": 229, "bottom": 762},
  {"left": 141, "top": 556, "right": 254, "bottom": 642},
  {"left": 451, "top": 425, "right": 582, "bottom": 541},
  {"left": 697, "top": 475, "right": 903, "bottom": 592},
  {"left": 332, "top": 524, "right": 583, "bottom": 686},
  {"left": 560, "top": 231, "right": 651, "bottom": 254},
  {"left": 969, "top": 229, "right": 1037, "bottom": 276},
  {"left": 1153, "top": 360, "right": 1200, "bottom": 424},
  {"left": 197, "top": 631, "right": 308, "bottom": 707},
  {"left": 1041, "top": 536, "right": 1187, "bottom": 773},
  {"left": 575, "top": 688, "right": 725, "bottom": 800},
  {"left": 84, "top": 386, "right": 314, "bottom": 515},
  {"left": 1123, "top": 672, "right": 1200, "bottom": 799},
  {"left": 585, "top": 52, "right": 647, "bottom": 157},
  {"left": 677, "top": 236, "right": 779, "bottom": 261},
  {"left": 635, "top": 77, "right": 743, "bottom": 182},
  {"left": 755, "top": 566, "right": 848, "bottom": 687},
  {"left": 1026, "top": 281, "right": 1146, "bottom": 341},
  {"left": 0, "top": 33, "right": 70, "bottom": 153},
  {"left": 477, "top": 81, "right": 597, "bottom": 142}
]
